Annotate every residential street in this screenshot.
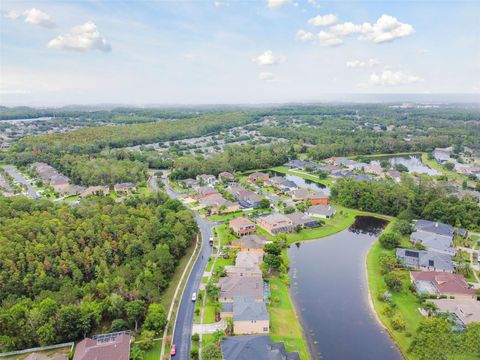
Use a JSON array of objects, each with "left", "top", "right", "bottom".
[
  {"left": 158, "top": 172, "right": 219, "bottom": 360},
  {"left": 2, "top": 165, "right": 40, "bottom": 199}
]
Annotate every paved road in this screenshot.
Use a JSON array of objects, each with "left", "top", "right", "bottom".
[
  {"left": 2, "top": 165, "right": 40, "bottom": 199},
  {"left": 158, "top": 173, "right": 218, "bottom": 360}
]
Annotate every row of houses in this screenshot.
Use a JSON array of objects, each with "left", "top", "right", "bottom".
[{"left": 433, "top": 147, "right": 480, "bottom": 178}]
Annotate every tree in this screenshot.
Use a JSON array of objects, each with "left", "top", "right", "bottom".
[
  {"left": 392, "top": 220, "right": 412, "bottom": 235},
  {"left": 139, "top": 330, "right": 155, "bottom": 351},
  {"left": 444, "top": 162, "right": 455, "bottom": 171},
  {"left": 206, "top": 281, "right": 220, "bottom": 300},
  {"left": 379, "top": 254, "right": 398, "bottom": 274},
  {"left": 143, "top": 304, "right": 167, "bottom": 335},
  {"left": 190, "top": 347, "right": 199, "bottom": 360},
  {"left": 111, "top": 319, "right": 129, "bottom": 332},
  {"left": 384, "top": 272, "right": 403, "bottom": 292},
  {"left": 125, "top": 300, "right": 146, "bottom": 332},
  {"left": 379, "top": 233, "right": 400, "bottom": 249},
  {"left": 394, "top": 164, "right": 409, "bottom": 173},
  {"left": 202, "top": 344, "right": 222, "bottom": 360},
  {"left": 130, "top": 344, "right": 145, "bottom": 360},
  {"left": 259, "top": 198, "right": 270, "bottom": 209}
]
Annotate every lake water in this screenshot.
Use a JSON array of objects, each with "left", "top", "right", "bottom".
[
  {"left": 374, "top": 155, "right": 439, "bottom": 176},
  {"left": 270, "top": 171, "right": 331, "bottom": 195},
  {"left": 288, "top": 216, "right": 402, "bottom": 360}
]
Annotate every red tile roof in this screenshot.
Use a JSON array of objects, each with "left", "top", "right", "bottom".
[{"left": 410, "top": 271, "right": 476, "bottom": 297}]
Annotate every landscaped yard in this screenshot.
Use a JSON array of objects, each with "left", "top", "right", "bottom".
[
  {"left": 215, "top": 224, "right": 238, "bottom": 246},
  {"left": 142, "top": 339, "right": 161, "bottom": 360},
  {"left": 268, "top": 277, "right": 309, "bottom": 360}
]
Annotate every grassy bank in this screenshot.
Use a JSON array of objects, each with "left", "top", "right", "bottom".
[
  {"left": 421, "top": 153, "right": 468, "bottom": 184},
  {"left": 268, "top": 278, "right": 309, "bottom": 360}
]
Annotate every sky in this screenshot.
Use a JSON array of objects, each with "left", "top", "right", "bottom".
[{"left": 0, "top": 0, "right": 479, "bottom": 106}]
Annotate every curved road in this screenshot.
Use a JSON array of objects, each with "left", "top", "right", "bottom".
[{"left": 154, "top": 173, "right": 217, "bottom": 360}]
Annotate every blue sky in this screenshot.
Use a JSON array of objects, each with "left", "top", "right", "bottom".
[{"left": 1, "top": 0, "right": 479, "bottom": 106}]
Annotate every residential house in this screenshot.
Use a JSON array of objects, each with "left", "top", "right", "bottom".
[
  {"left": 306, "top": 205, "right": 336, "bottom": 219},
  {"left": 235, "top": 189, "right": 262, "bottom": 209},
  {"left": 396, "top": 248, "right": 455, "bottom": 272},
  {"left": 181, "top": 178, "right": 198, "bottom": 188},
  {"left": 231, "top": 234, "right": 266, "bottom": 253},
  {"left": 289, "top": 188, "right": 330, "bottom": 205},
  {"left": 79, "top": 185, "right": 110, "bottom": 198},
  {"left": 410, "top": 271, "right": 477, "bottom": 300},
  {"left": 218, "top": 275, "right": 264, "bottom": 303},
  {"left": 256, "top": 213, "right": 294, "bottom": 235},
  {"left": 221, "top": 335, "right": 300, "bottom": 360},
  {"left": 225, "top": 264, "right": 263, "bottom": 278},
  {"left": 364, "top": 164, "right": 383, "bottom": 176},
  {"left": 411, "top": 220, "right": 456, "bottom": 255},
  {"left": 324, "top": 157, "right": 348, "bottom": 166},
  {"left": 286, "top": 212, "right": 321, "bottom": 229},
  {"left": 268, "top": 176, "right": 298, "bottom": 192},
  {"left": 428, "top": 299, "right": 480, "bottom": 326},
  {"left": 384, "top": 170, "right": 402, "bottom": 183},
  {"left": 114, "top": 182, "right": 136, "bottom": 195},
  {"left": 231, "top": 296, "right": 269, "bottom": 335},
  {"left": 330, "top": 169, "right": 355, "bottom": 178},
  {"left": 219, "top": 171, "right": 235, "bottom": 183},
  {"left": 235, "top": 251, "right": 263, "bottom": 268},
  {"left": 196, "top": 186, "right": 220, "bottom": 198},
  {"left": 284, "top": 159, "right": 309, "bottom": 169},
  {"left": 196, "top": 174, "right": 217, "bottom": 185},
  {"left": 198, "top": 193, "right": 240, "bottom": 214},
  {"left": 433, "top": 147, "right": 453, "bottom": 163},
  {"left": 247, "top": 172, "right": 269, "bottom": 183},
  {"left": 73, "top": 332, "right": 131, "bottom": 360},
  {"left": 229, "top": 217, "right": 256, "bottom": 236}
]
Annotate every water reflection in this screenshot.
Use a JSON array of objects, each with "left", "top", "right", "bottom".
[
  {"left": 349, "top": 216, "right": 387, "bottom": 235},
  {"left": 269, "top": 171, "right": 331, "bottom": 195},
  {"left": 373, "top": 155, "right": 439, "bottom": 175}
]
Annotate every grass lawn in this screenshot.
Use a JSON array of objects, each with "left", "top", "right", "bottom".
[
  {"left": 212, "top": 257, "right": 235, "bottom": 274},
  {"left": 141, "top": 339, "right": 161, "bottom": 360},
  {"left": 421, "top": 153, "right": 470, "bottom": 185},
  {"left": 268, "top": 278, "right": 309, "bottom": 360},
  {"left": 367, "top": 220, "right": 424, "bottom": 360},
  {"left": 215, "top": 224, "right": 238, "bottom": 246},
  {"left": 203, "top": 300, "right": 217, "bottom": 324}
]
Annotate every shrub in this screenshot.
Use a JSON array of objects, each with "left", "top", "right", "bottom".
[
  {"left": 379, "top": 233, "right": 400, "bottom": 249},
  {"left": 391, "top": 314, "right": 406, "bottom": 331},
  {"left": 190, "top": 347, "right": 199, "bottom": 360},
  {"left": 191, "top": 333, "right": 200, "bottom": 342},
  {"left": 384, "top": 272, "right": 403, "bottom": 292}
]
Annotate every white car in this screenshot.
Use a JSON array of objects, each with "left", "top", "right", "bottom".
[{"left": 192, "top": 292, "right": 197, "bottom": 302}]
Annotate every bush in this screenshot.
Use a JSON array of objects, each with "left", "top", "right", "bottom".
[
  {"left": 391, "top": 314, "right": 406, "bottom": 331},
  {"left": 384, "top": 272, "right": 403, "bottom": 292},
  {"left": 190, "top": 347, "right": 199, "bottom": 360},
  {"left": 379, "top": 254, "right": 398, "bottom": 274},
  {"left": 379, "top": 233, "right": 400, "bottom": 249},
  {"left": 202, "top": 343, "right": 222, "bottom": 360},
  {"left": 110, "top": 318, "right": 129, "bottom": 332},
  {"left": 392, "top": 219, "right": 412, "bottom": 235},
  {"left": 139, "top": 330, "right": 155, "bottom": 351},
  {"left": 191, "top": 333, "right": 200, "bottom": 342}
]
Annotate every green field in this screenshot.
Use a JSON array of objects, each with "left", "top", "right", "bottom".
[{"left": 268, "top": 278, "right": 309, "bottom": 360}]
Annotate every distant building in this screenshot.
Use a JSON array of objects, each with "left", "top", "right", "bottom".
[
  {"left": 247, "top": 172, "right": 270, "bottom": 183},
  {"left": 73, "top": 332, "right": 131, "bottom": 360},
  {"left": 79, "top": 185, "right": 110, "bottom": 198},
  {"left": 364, "top": 164, "right": 383, "bottom": 176},
  {"left": 219, "top": 171, "right": 235, "bottom": 182},
  {"left": 433, "top": 147, "right": 453, "bottom": 163},
  {"left": 196, "top": 186, "right": 220, "bottom": 198},
  {"left": 221, "top": 335, "right": 300, "bottom": 360},
  {"left": 268, "top": 176, "right": 298, "bottom": 192},
  {"left": 114, "top": 182, "right": 136, "bottom": 195},
  {"left": 196, "top": 174, "right": 217, "bottom": 185}
]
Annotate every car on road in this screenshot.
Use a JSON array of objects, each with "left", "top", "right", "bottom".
[
  {"left": 209, "top": 237, "right": 214, "bottom": 246},
  {"left": 170, "top": 344, "right": 176, "bottom": 356},
  {"left": 192, "top": 292, "right": 197, "bottom": 301}
]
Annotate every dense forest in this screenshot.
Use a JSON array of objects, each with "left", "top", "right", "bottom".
[
  {"left": 332, "top": 177, "right": 480, "bottom": 230},
  {"left": 170, "top": 142, "right": 292, "bottom": 179},
  {"left": 0, "top": 194, "right": 197, "bottom": 351}
]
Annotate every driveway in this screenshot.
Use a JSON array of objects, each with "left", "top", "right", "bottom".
[{"left": 192, "top": 320, "right": 226, "bottom": 335}]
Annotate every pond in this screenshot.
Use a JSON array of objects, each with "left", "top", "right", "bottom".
[
  {"left": 288, "top": 216, "right": 402, "bottom": 360},
  {"left": 373, "top": 155, "right": 439, "bottom": 175},
  {"left": 269, "top": 171, "right": 331, "bottom": 195}
]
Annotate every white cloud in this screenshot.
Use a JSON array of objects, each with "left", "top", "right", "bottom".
[
  {"left": 258, "top": 72, "right": 275, "bottom": 81},
  {"left": 308, "top": 14, "right": 338, "bottom": 27},
  {"left": 296, "top": 29, "right": 315, "bottom": 41},
  {"left": 3, "top": 8, "right": 55, "bottom": 28},
  {"left": 5, "top": 10, "right": 21, "bottom": 19},
  {"left": 266, "top": 0, "right": 291, "bottom": 9},
  {"left": 330, "top": 15, "right": 414, "bottom": 44},
  {"left": 346, "top": 58, "right": 381, "bottom": 68},
  {"left": 307, "top": 0, "right": 321, "bottom": 8},
  {"left": 48, "top": 22, "right": 111, "bottom": 52},
  {"left": 252, "top": 50, "right": 284, "bottom": 65},
  {"left": 369, "top": 70, "right": 423, "bottom": 86},
  {"left": 417, "top": 48, "right": 429, "bottom": 54},
  {"left": 214, "top": 1, "right": 228, "bottom": 7},
  {"left": 318, "top": 31, "right": 343, "bottom": 47},
  {"left": 24, "top": 8, "right": 55, "bottom": 28}
]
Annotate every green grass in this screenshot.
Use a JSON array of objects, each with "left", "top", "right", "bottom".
[
  {"left": 366, "top": 221, "right": 424, "bottom": 360},
  {"left": 421, "top": 153, "right": 469, "bottom": 184},
  {"left": 141, "top": 339, "right": 161, "bottom": 360},
  {"left": 215, "top": 224, "right": 238, "bottom": 246},
  {"left": 212, "top": 257, "right": 235, "bottom": 274},
  {"left": 203, "top": 301, "right": 217, "bottom": 324},
  {"left": 268, "top": 278, "right": 309, "bottom": 360}
]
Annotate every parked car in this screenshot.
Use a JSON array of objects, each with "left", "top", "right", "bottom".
[
  {"left": 192, "top": 292, "right": 197, "bottom": 301},
  {"left": 170, "top": 344, "right": 176, "bottom": 356}
]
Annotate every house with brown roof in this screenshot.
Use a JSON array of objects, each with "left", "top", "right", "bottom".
[
  {"left": 256, "top": 213, "right": 294, "bottom": 235},
  {"left": 219, "top": 275, "right": 264, "bottom": 303},
  {"left": 288, "top": 189, "right": 330, "bottom": 206},
  {"left": 235, "top": 251, "right": 263, "bottom": 268},
  {"left": 285, "top": 212, "right": 321, "bottom": 229},
  {"left": 247, "top": 172, "right": 269, "bottom": 183},
  {"left": 114, "top": 182, "right": 136, "bottom": 195},
  {"left": 225, "top": 264, "right": 263, "bottom": 278},
  {"left": 196, "top": 186, "right": 220, "bottom": 198},
  {"left": 428, "top": 299, "right": 480, "bottom": 326},
  {"left": 410, "top": 271, "right": 477, "bottom": 300},
  {"left": 73, "top": 332, "right": 131, "bottom": 360},
  {"left": 219, "top": 171, "right": 235, "bottom": 182},
  {"left": 364, "top": 164, "right": 383, "bottom": 176},
  {"left": 231, "top": 234, "right": 267, "bottom": 253},
  {"left": 79, "top": 185, "right": 110, "bottom": 198},
  {"left": 230, "top": 217, "right": 256, "bottom": 236},
  {"left": 198, "top": 193, "right": 240, "bottom": 214}
]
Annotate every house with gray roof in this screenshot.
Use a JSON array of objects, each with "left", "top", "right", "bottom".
[
  {"left": 219, "top": 275, "right": 264, "bottom": 303},
  {"left": 232, "top": 296, "right": 269, "bottom": 335},
  {"left": 410, "top": 230, "right": 455, "bottom": 256},
  {"left": 396, "top": 248, "right": 455, "bottom": 272},
  {"left": 286, "top": 211, "right": 321, "bottom": 229},
  {"left": 221, "top": 335, "right": 300, "bottom": 360},
  {"left": 306, "top": 205, "right": 336, "bottom": 219},
  {"left": 268, "top": 176, "right": 298, "bottom": 192},
  {"left": 414, "top": 220, "right": 455, "bottom": 237}
]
